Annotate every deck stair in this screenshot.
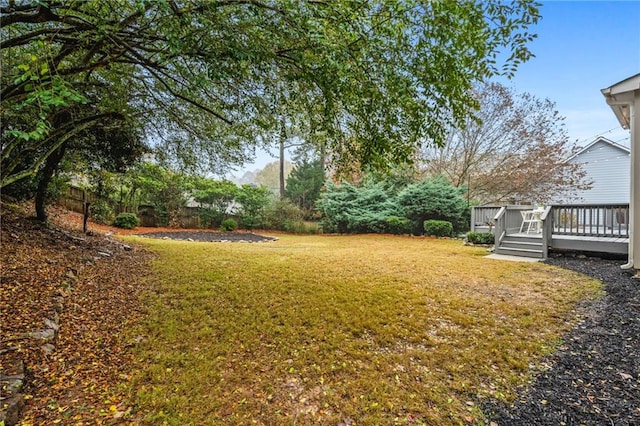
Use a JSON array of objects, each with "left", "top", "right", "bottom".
[{"left": 494, "top": 234, "right": 544, "bottom": 259}]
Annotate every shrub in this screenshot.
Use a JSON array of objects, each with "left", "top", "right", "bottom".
[
  {"left": 317, "top": 180, "right": 402, "bottom": 234},
  {"left": 262, "top": 199, "right": 304, "bottom": 231},
  {"left": 423, "top": 220, "right": 453, "bottom": 237},
  {"left": 397, "top": 175, "right": 469, "bottom": 234},
  {"left": 113, "top": 212, "right": 139, "bottom": 229},
  {"left": 236, "top": 185, "right": 271, "bottom": 230},
  {"left": 385, "top": 216, "right": 411, "bottom": 235},
  {"left": 220, "top": 218, "right": 238, "bottom": 232},
  {"left": 198, "top": 208, "right": 223, "bottom": 229},
  {"left": 466, "top": 231, "right": 495, "bottom": 245},
  {"left": 90, "top": 199, "right": 115, "bottom": 225},
  {"left": 284, "top": 220, "right": 321, "bottom": 234}
]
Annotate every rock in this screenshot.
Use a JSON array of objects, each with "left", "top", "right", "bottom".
[
  {"left": 28, "top": 328, "right": 55, "bottom": 340},
  {"left": 44, "top": 317, "right": 59, "bottom": 331},
  {"left": 0, "top": 359, "right": 24, "bottom": 379},
  {"left": 0, "top": 346, "right": 19, "bottom": 356},
  {"left": 0, "top": 375, "right": 23, "bottom": 395},
  {"left": 107, "top": 238, "right": 132, "bottom": 251},
  {"left": 132, "top": 335, "right": 147, "bottom": 344},
  {"left": 0, "top": 359, "right": 25, "bottom": 426},
  {"left": 0, "top": 393, "right": 25, "bottom": 426},
  {"left": 52, "top": 296, "right": 64, "bottom": 313},
  {"left": 97, "top": 251, "right": 111, "bottom": 257},
  {"left": 41, "top": 343, "right": 55, "bottom": 354}
]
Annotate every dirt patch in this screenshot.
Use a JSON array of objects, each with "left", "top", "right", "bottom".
[
  {"left": 50, "top": 208, "right": 278, "bottom": 242},
  {"left": 483, "top": 255, "right": 640, "bottom": 425}
]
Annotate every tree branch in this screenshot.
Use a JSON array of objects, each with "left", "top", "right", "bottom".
[{"left": 1, "top": 112, "right": 123, "bottom": 188}]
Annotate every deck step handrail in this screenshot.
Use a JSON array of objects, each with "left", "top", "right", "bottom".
[{"left": 493, "top": 206, "right": 507, "bottom": 246}]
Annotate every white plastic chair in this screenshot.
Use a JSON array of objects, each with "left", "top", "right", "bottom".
[{"left": 519, "top": 210, "right": 538, "bottom": 233}]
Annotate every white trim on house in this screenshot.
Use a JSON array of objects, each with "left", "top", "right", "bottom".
[
  {"left": 602, "top": 73, "right": 640, "bottom": 129},
  {"left": 602, "top": 73, "right": 640, "bottom": 271},
  {"left": 565, "top": 136, "right": 629, "bottom": 163}
]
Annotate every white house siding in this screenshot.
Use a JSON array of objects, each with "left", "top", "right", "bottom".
[{"left": 564, "top": 138, "right": 630, "bottom": 204}]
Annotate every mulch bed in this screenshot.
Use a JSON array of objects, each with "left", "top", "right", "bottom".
[
  {"left": 483, "top": 255, "right": 640, "bottom": 425},
  {"left": 135, "top": 231, "right": 277, "bottom": 243}
]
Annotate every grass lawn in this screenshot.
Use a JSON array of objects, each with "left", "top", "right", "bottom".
[{"left": 124, "top": 234, "right": 600, "bottom": 425}]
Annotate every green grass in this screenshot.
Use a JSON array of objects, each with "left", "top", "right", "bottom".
[{"left": 125, "top": 234, "right": 601, "bottom": 425}]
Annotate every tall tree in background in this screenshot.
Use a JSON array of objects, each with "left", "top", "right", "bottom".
[
  {"left": 285, "top": 159, "right": 325, "bottom": 216},
  {"left": 2, "top": 1, "right": 541, "bottom": 219},
  {"left": 420, "top": 82, "right": 590, "bottom": 205}
]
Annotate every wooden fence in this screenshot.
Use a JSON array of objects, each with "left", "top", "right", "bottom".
[
  {"left": 56, "top": 186, "right": 97, "bottom": 214},
  {"left": 56, "top": 186, "right": 204, "bottom": 228}
]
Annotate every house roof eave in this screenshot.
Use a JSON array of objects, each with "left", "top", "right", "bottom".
[
  {"left": 565, "top": 136, "right": 630, "bottom": 163},
  {"left": 601, "top": 73, "right": 640, "bottom": 129}
]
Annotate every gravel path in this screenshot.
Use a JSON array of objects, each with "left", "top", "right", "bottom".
[
  {"left": 135, "top": 230, "right": 277, "bottom": 243},
  {"left": 484, "top": 256, "right": 640, "bottom": 425}
]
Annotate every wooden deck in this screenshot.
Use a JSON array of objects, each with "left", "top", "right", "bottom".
[
  {"left": 503, "top": 231, "right": 628, "bottom": 254},
  {"left": 551, "top": 234, "right": 629, "bottom": 254},
  {"left": 480, "top": 204, "right": 631, "bottom": 259}
]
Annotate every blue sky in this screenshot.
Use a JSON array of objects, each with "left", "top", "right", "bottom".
[
  {"left": 498, "top": 0, "right": 640, "bottom": 147},
  {"left": 231, "top": 1, "right": 640, "bottom": 176}
]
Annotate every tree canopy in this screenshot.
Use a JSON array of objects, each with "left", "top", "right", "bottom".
[
  {"left": 1, "top": 0, "right": 541, "bottom": 196},
  {"left": 420, "top": 82, "right": 590, "bottom": 204}
]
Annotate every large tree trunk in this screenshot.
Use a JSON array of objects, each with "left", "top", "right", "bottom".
[{"left": 35, "top": 141, "right": 67, "bottom": 222}]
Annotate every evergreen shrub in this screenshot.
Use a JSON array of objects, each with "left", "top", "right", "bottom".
[
  {"left": 397, "top": 176, "right": 469, "bottom": 234},
  {"left": 466, "top": 231, "right": 495, "bottom": 245},
  {"left": 423, "top": 220, "right": 453, "bottom": 237},
  {"left": 221, "top": 218, "right": 238, "bottom": 231},
  {"left": 385, "top": 216, "right": 411, "bottom": 235},
  {"left": 113, "top": 212, "right": 139, "bottom": 229},
  {"left": 91, "top": 199, "right": 115, "bottom": 225}
]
